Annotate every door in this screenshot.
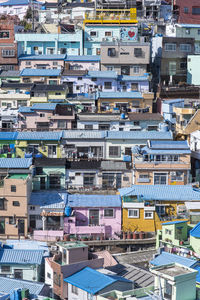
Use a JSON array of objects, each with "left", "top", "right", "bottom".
[
  {"left": 14, "top": 269, "right": 23, "bottom": 279},
  {"left": 40, "top": 177, "right": 46, "bottom": 190},
  {"left": 18, "top": 219, "right": 25, "bottom": 235},
  {"left": 48, "top": 145, "right": 57, "bottom": 158},
  {"left": 89, "top": 209, "right": 99, "bottom": 226}
]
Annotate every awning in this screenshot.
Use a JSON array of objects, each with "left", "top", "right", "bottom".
[{"left": 41, "top": 211, "right": 64, "bottom": 217}]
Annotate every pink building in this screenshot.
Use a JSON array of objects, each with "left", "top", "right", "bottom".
[
  {"left": 18, "top": 103, "right": 76, "bottom": 130},
  {"left": 18, "top": 54, "right": 66, "bottom": 71},
  {"left": 64, "top": 55, "right": 100, "bottom": 71},
  {"left": 64, "top": 194, "right": 121, "bottom": 239}
]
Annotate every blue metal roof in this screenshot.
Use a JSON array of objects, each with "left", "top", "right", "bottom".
[
  {"left": 0, "top": 0, "right": 29, "bottom": 5},
  {"left": 119, "top": 75, "right": 149, "bottom": 81},
  {"left": 66, "top": 194, "right": 121, "bottom": 207},
  {"left": 163, "top": 99, "right": 184, "bottom": 105},
  {"left": 190, "top": 222, "right": 200, "bottom": 238},
  {"left": 149, "top": 140, "right": 189, "bottom": 150},
  {"left": 162, "top": 220, "right": 188, "bottom": 226},
  {"left": 18, "top": 106, "right": 33, "bottom": 113},
  {"left": 0, "top": 249, "right": 44, "bottom": 265},
  {"left": 20, "top": 68, "right": 61, "bottom": 77},
  {"left": 119, "top": 185, "right": 200, "bottom": 201},
  {"left": 0, "top": 132, "right": 18, "bottom": 140},
  {"left": 62, "top": 130, "right": 106, "bottom": 139},
  {"left": 0, "top": 158, "right": 32, "bottom": 169},
  {"left": 87, "top": 71, "right": 118, "bottom": 79},
  {"left": 98, "top": 91, "right": 143, "bottom": 99},
  {"left": 31, "top": 103, "right": 57, "bottom": 110},
  {"left": 17, "top": 131, "right": 63, "bottom": 140},
  {"left": 19, "top": 54, "right": 66, "bottom": 60},
  {"left": 64, "top": 55, "right": 100, "bottom": 62},
  {"left": 5, "top": 240, "right": 49, "bottom": 256},
  {"left": 0, "top": 277, "right": 45, "bottom": 298},
  {"left": 150, "top": 252, "right": 196, "bottom": 268},
  {"left": 29, "top": 191, "right": 67, "bottom": 209},
  {"left": 107, "top": 131, "right": 173, "bottom": 140},
  {"left": 178, "top": 24, "right": 200, "bottom": 28},
  {"left": 64, "top": 267, "right": 131, "bottom": 294},
  {"left": 193, "top": 264, "right": 200, "bottom": 283},
  {"left": 141, "top": 146, "right": 191, "bottom": 155}
]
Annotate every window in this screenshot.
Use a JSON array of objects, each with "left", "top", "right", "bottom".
[
  {"left": 171, "top": 171, "right": 184, "bottom": 181},
  {"left": 107, "top": 66, "right": 114, "bottom": 71},
  {"left": 133, "top": 121, "right": 140, "bottom": 126},
  {"left": 154, "top": 173, "right": 167, "bottom": 185},
  {"left": 133, "top": 66, "right": 139, "bottom": 74},
  {"left": 39, "top": 113, "right": 45, "bottom": 118},
  {"left": 165, "top": 229, "right": 172, "bottom": 235},
  {"left": 144, "top": 211, "right": 153, "bottom": 219},
  {"left": 184, "top": 7, "right": 189, "bottom": 13},
  {"left": 1, "top": 265, "right": 10, "bottom": 273},
  {"left": 25, "top": 61, "right": 31, "bottom": 66},
  {"left": 104, "top": 82, "right": 112, "bottom": 89},
  {"left": 128, "top": 209, "right": 139, "bottom": 218},
  {"left": 139, "top": 174, "right": 149, "bottom": 179},
  {"left": 54, "top": 272, "right": 61, "bottom": 286},
  {"left": 0, "top": 217, "right": 5, "bottom": 234},
  {"left": 83, "top": 173, "right": 95, "bottom": 186},
  {"left": 169, "top": 61, "right": 176, "bottom": 75},
  {"left": 96, "top": 48, "right": 100, "bottom": 55},
  {"left": 2, "top": 50, "right": 15, "bottom": 57},
  {"left": 91, "top": 77, "right": 97, "bottom": 81},
  {"left": 109, "top": 146, "right": 121, "bottom": 157},
  {"left": 192, "top": 7, "right": 200, "bottom": 15},
  {"left": 30, "top": 206, "right": 35, "bottom": 210},
  {"left": 90, "top": 31, "right": 97, "bottom": 36},
  {"left": 104, "top": 209, "right": 114, "bottom": 218},
  {"left": 185, "top": 29, "right": 190, "bottom": 35},
  {"left": 0, "top": 199, "right": 5, "bottom": 210},
  {"left": 131, "top": 83, "right": 138, "bottom": 91},
  {"left": 0, "top": 31, "right": 9, "bottom": 39},
  {"left": 78, "top": 77, "right": 82, "bottom": 81},
  {"left": 180, "top": 44, "right": 191, "bottom": 52},
  {"left": 11, "top": 185, "right": 16, "bottom": 192},
  {"left": 134, "top": 48, "right": 142, "bottom": 57},
  {"left": 49, "top": 175, "right": 61, "bottom": 189},
  {"left": 165, "top": 43, "right": 176, "bottom": 51},
  {"left": 47, "top": 272, "right": 51, "bottom": 279},
  {"left": 13, "top": 201, "right": 20, "bottom": 206},
  {"left": 85, "top": 124, "right": 93, "bottom": 130},
  {"left": 58, "top": 120, "right": 66, "bottom": 129},
  {"left": 89, "top": 209, "right": 99, "bottom": 225},
  {"left": 121, "top": 66, "right": 130, "bottom": 75},
  {"left": 72, "top": 285, "right": 78, "bottom": 295},
  {"left": 53, "top": 62, "right": 58, "bottom": 66},
  {"left": 108, "top": 48, "right": 116, "bottom": 57},
  {"left": 180, "top": 62, "right": 187, "bottom": 69},
  {"left": 105, "top": 31, "right": 112, "bottom": 36},
  {"left": 198, "top": 30, "right": 200, "bottom": 35}
]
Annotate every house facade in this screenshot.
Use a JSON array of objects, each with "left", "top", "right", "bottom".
[{"left": 19, "top": 54, "right": 66, "bottom": 70}]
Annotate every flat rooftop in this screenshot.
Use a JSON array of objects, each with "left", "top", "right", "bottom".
[
  {"left": 158, "top": 265, "right": 191, "bottom": 277},
  {"left": 56, "top": 241, "right": 88, "bottom": 249}
]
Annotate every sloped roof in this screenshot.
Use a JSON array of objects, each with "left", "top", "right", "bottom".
[
  {"left": 0, "top": 132, "right": 18, "bottom": 140},
  {"left": 0, "top": 158, "right": 32, "bottom": 169},
  {"left": 64, "top": 267, "right": 131, "bottom": 294},
  {"left": 128, "top": 113, "right": 163, "bottom": 121},
  {"left": 19, "top": 54, "right": 66, "bottom": 60},
  {"left": 17, "top": 131, "right": 63, "bottom": 140},
  {"left": 98, "top": 91, "right": 143, "bottom": 99},
  {"left": 29, "top": 191, "right": 67, "bottom": 208},
  {"left": 87, "top": 70, "right": 118, "bottom": 79},
  {"left": 190, "top": 222, "right": 200, "bottom": 238},
  {"left": 66, "top": 194, "right": 121, "bottom": 207},
  {"left": 119, "top": 185, "right": 200, "bottom": 201},
  {"left": 150, "top": 252, "right": 196, "bottom": 268},
  {"left": 31, "top": 103, "right": 57, "bottom": 110},
  {"left": 20, "top": 68, "right": 61, "bottom": 77},
  {"left": 63, "top": 130, "right": 106, "bottom": 139},
  {"left": 64, "top": 55, "right": 100, "bottom": 62},
  {"left": 162, "top": 220, "right": 188, "bottom": 226},
  {"left": 0, "top": 249, "right": 44, "bottom": 265},
  {"left": 107, "top": 131, "right": 172, "bottom": 140}
]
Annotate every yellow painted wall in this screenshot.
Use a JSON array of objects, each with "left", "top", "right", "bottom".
[{"left": 16, "top": 142, "right": 61, "bottom": 158}]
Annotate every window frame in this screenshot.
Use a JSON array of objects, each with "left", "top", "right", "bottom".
[
  {"left": 104, "top": 208, "right": 114, "bottom": 218},
  {"left": 144, "top": 211, "right": 154, "bottom": 219},
  {"left": 109, "top": 146, "right": 121, "bottom": 158},
  {"left": 11, "top": 185, "right": 16, "bottom": 192},
  {"left": 128, "top": 209, "right": 139, "bottom": 218},
  {"left": 165, "top": 43, "right": 176, "bottom": 51}
]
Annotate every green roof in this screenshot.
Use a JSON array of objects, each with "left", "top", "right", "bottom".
[
  {"left": 8, "top": 174, "right": 28, "bottom": 179},
  {"left": 56, "top": 241, "right": 87, "bottom": 249}
]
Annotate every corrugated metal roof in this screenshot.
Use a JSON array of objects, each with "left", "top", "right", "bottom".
[
  {"left": 99, "top": 91, "right": 143, "bottom": 99},
  {"left": 65, "top": 55, "right": 100, "bottom": 62},
  {"left": 149, "top": 140, "right": 189, "bottom": 150},
  {"left": 87, "top": 71, "right": 118, "bottom": 79},
  {"left": 0, "top": 277, "right": 45, "bottom": 298},
  {"left": 178, "top": 24, "right": 200, "bottom": 28},
  {"left": 18, "top": 106, "right": 33, "bottom": 113},
  {"left": 63, "top": 130, "right": 106, "bottom": 139},
  {"left": 107, "top": 131, "right": 173, "bottom": 140},
  {"left": 0, "top": 132, "right": 18, "bottom": 140},
  {"left": 64, "top": 267, "right": 131, "bottom": 294},
  {"left": 141, "top": 145, "right": 191, "bottom": 155},
  {"left": 19, "top": 54, "right": 66, "bottom": 60},
  {"left": 163, "top": 99, "right": 184, "bottom": 105},
  {"left": 119, "top": 185, "right": 200, "bottom": 201},
  {"left": 150, "top": 252, "right": 196, "bottom": 268},
  {"left": 67, "top": 194, "right": 121, "bottom": 207},
  {"left": 29, "top": 191, "right": 67, "bottom": 209},
  {"left": 190, "top": 223, "right": 200, "bottom": 238},
  {"left": 0, "top": 158, "right": 32, "bottom": 169},
  {"left": 119, "top": 75, "right": 149, "bottom": 81},
  {"left": 162, "top": 220, "right": 188, "bottom": 225},
  {"left": 32, "top": 103, "right": 57, "bottom": 110},
  {"left": 0, "top": 0, "right": 29, "bottom": 5},
  {"left": 20, "top": 68, "right": 61, "bottom": 77},
  {"left": 6, "top": 240, "right": 49, "bottom": 256},
  {"left": 17, "top": 131, "right": 63, "bottom": 140},
  {"left": 0, "top": 249, "right": 44, "bottom": 265}
]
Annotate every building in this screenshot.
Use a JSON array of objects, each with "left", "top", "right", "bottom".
[
  {"left": 151, "top": 263, "right": 198, "bottom": 300},
  {"left": 29, "top": 84, "right": 68, "bottom": 105},
  {"left": 33, "top": 158, "right": 66, "bottom": 191},
  {"left": 0, "top": 82, "right": 31, "bottom": 108},
  {"left": 0, "top": 0, "right": 41, "bottom": 20},
  {"left": 187, "top": 55, "right": 200, "bottom": 85},
  {"left": 119, "top": 185, "right": 200, "bottom": 232},
  {"left": 0, "top": 107, "right": 18, "bottom": 131},
  {"left": 20, "top": 68, "right": 62, "bottom": 85},
  {"left": 132, "top": 140, "right": 191, "bottom": 185},
  {"left": 64, "top": 267, "right": 133, "bottom": 300},
  {"left": 0, "top": 157, "right": 32, "bottom": 238},
  {"left": 173, "top": 105, "right": 197, "bottom": 139},
  {"left": 160, "top": 36, "right": 195, "bottom": 85},
  {"left": 64, "top": 194, "right": 121, "bottom": 239},
  {"left": 159, "top": 99, "right": 184, "bottom": 126},
  {"left": 18, "top": 103, "right": 75, "bottom": 130},
  {"left": 19, "top": 54, "right": 66, "bottom": 71},
  {"left": 174, "top": 0, "right": 200, "bottom": 24},
  {"left": 0, "top": 132, "right": 17, "bottom": 158},
  {"left": 190, "top": 222, "right": 200, "bottom": 254},
  {"left": 64, "top": 55, "right": 100, "bottom": 71},
  {"left": 176, "top": 24, "right": 200, "bottom": 54}
]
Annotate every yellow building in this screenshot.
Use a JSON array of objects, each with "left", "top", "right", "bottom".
[
  {"left": 30, "top": 84, "right": 68, "bottom": 105},
  {"left": 16, "top": 131, "right": 63, "bottom": 158},
  {"left": 20, "top": 68, "right": 61, "bottom": 85},
  {"left": 173, "top": 106, "right": 196, "bottom": 140},
  {"left": 120, "top": 185, "right": 200, "bottom": 233}
]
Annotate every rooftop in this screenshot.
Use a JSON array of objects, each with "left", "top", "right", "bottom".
[
  {"left": 35, "top": 158, "right": 66, "bottom": 167},
  {"left": 64, "top": 55, "right": 100, "bottom": 62},
  {"left": 87, "top": 70, "right": 118, "bottom": 79},
  {"left": 153, "top": 264, "right": 193, "bottom": 277},
  {"left": 66, "top": 194, "right": 121, "bottom": 207},
  {"left": 20, "top": 68, "right": 61, "bottom": 77},
  {"left": 150, "top": 252, "right": 196, "bottom": 268},
  {"left": 162, "top": 220, "right": 188, "bottom": 226},
  {"left": 128, "top": 113, "right": 163, "bottom": 121},
  {"left": 119, "top": 185, "right": 200, "bottom": 201},
  {"left": 31, "top": 83, "right": 67, "bottom": 91},
  {"left": 190, "top": 222, "right": 200, "bottom": 238},
  {"left": 17, "top": 131, "right": 63, "bottom": 140},
  {"left": 0, "top": 158, "right": 32, "bottom": 169},
  {"left": 0, "top": 132, "right": 18, "bottom": 140},
  {"left": 0, "top": 249, "right": 44, "bottom": 265},
  {"left": 98, "top": 91, "right": 143, "bottom": 99},
  {"left": 62, "top": 130, "right": 106, "bottom": 139},
  {"left": 19, "top": 54, "right": 66, "bottom": 60},
  {"left": 56, "top": 241, "right": 87, "bottom": 249},
  {"left": 29, "top": 191, "right": 67, "bottom": 208},
  {"left": 66, "top": 160, "right": 101, "bottom": 170},
  {"left": 64, "top": 267, "right": 131, "bottom": 294},
  {"left": 107, "top": 131, "right": 173, "bottom": 140}
]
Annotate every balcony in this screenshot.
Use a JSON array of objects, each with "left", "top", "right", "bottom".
[
  {"left": 30, "top": 97, "right": 48, "bottom": 103},
  {"left": 64, "top": 224, "right": 106, "bottom": 235},
  {"left": 33, "top": 230, "right": 63, "bottom": 242},
  {"left": 0, "top": 93, "right": 30, "bottom": 100}
]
